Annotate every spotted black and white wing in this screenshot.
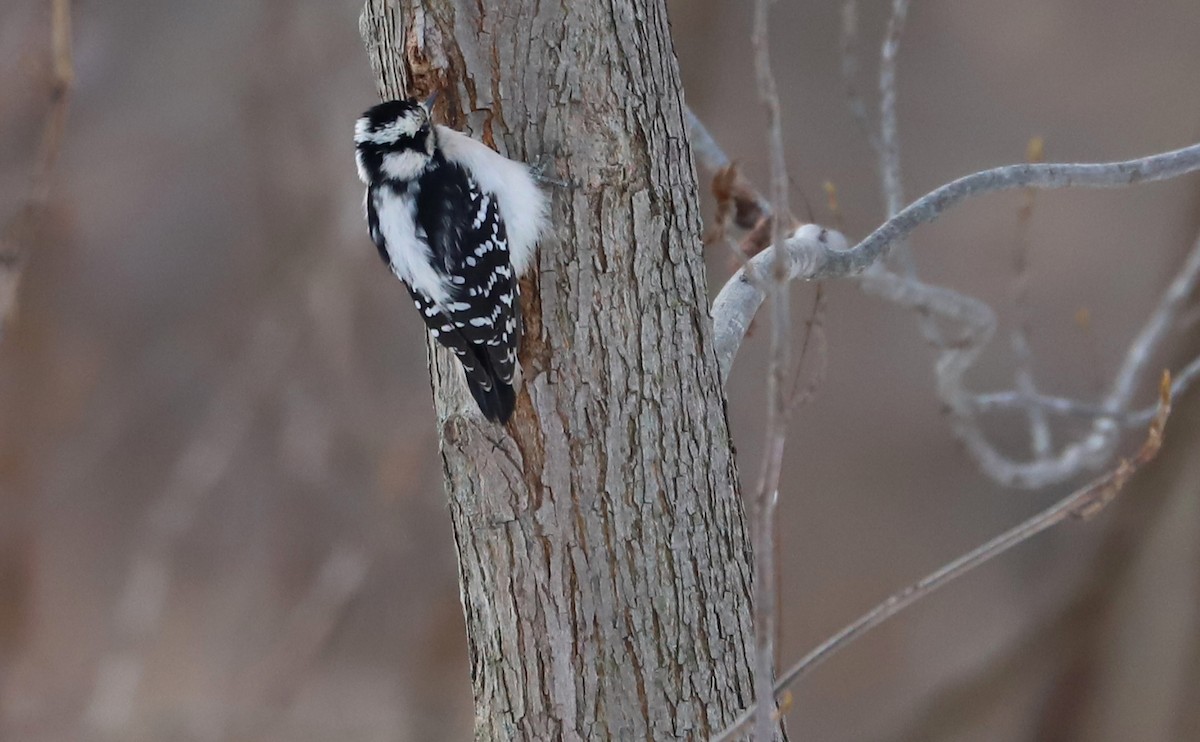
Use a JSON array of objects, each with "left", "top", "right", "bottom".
[{"left": 367, "top": 162, "right": 520, "bottom": 422}]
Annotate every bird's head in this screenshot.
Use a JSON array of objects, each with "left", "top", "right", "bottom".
[{"left": 355, "top": 98, "right": 436, "bottom": 184}]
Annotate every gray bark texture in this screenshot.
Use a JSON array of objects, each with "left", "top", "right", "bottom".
[{"left": 360, "top": 1, "right": 758, "bottom": 739}]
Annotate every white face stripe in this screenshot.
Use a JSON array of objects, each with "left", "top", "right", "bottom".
[{"left": 354, "top": 109, "right": 428, "bottom": 146}]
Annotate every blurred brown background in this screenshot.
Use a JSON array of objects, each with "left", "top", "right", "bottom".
[{"left": 2, "top": 1, "right": 1199, "bottom": 740}]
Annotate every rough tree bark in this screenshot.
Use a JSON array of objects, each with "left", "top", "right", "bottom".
[{"left": 360, "top": 1, "right": 759, "bottom": 739}]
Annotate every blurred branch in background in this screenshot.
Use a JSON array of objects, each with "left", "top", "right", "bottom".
[
  {"left": 699, "top": 115, "right": 1200, "bottom": 478},
  {"left": 700, "top": 120, "right": 1200, "bottom": 491},
  {"left": 1009, "top": 137, "right": 1053, "bottom": 459},
  {"left": 0, "top": 0, "right": 73, "bottom": 343},
  {"left": 700, "top": 138, "right": 1200, "bottom": 290},
  {"left": 837, "top": 0, "right": 879, "bottom": 157},
  {"left": 224, "top": 545, "right": 369, "bottom": 739},
  {"left": 702, "top": 0, "right": 1200, "bottom": 737},
  {"left": 81, "top": 312, "right": 303, "bottom": 738},
  {"left": 876, "top": 0, "right": 909, "bottom": 222},
  {"left": 75, "top": 3, "right": 387, "bottom": 736},
  {"left": 889, "top": 392, "right": 1199, "bottom": 742},
  {"left": 748, "top": 0, "right": 793, "bottom": 736},
  {"left": 836, "top": 0, "right": 1200, "bottom": 491},
  {"left": 715, "top": 374, "right": 1175, "bottom": 741}
]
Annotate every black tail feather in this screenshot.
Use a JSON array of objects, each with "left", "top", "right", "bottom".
[{"left": 464, "top": 374, "right": 516, "bottom": 424}]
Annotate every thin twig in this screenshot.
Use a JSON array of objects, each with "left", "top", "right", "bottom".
[
  {"left": 878, "top": 0, "right": 910, "bottom": 220},
  {"left": 0, "top": 0, "right": 74, "bottom": 341},
  {"left": 1129, "top": 354, "right": 1200, "bottom": 425},
  {"left": 870, "top": 0, "right": 919, "bottom": 282},
  {"left": 1104, "top": 224, "right": 1200, "bottom": 414},
  {"left": 1010, "top": 137, "right": 1052, "bottom": 458},
  {"left": 886, "top": 453, "right": 1178, "bottom": 742},
  {"left": 970, "top": 390, "right": 1106, "bottom": 418},
  {"left": 688, "top": 108, "right": 739, "bottom": 182},
  {"left": 838, "top": 0, "right": 881, "bottom": 154},
  {"left": 787, "top": 285, "right": 829, "bottom": 410},
  {"left": 971, "top": 351, "right": 1200, "bottom": 427},
  {"left": 750, "top": 0, "right": 791, "bottom": 736},
  {"left": 712, "top": 374, "right": 1174, "bottom": 741}
]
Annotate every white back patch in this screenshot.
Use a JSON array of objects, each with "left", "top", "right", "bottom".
[{"left": 435, "top": 126, "right": 548, "bottom": 276}]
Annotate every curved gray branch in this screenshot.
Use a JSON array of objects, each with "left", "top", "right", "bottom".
[
  {"left": 711, "top": 143, "right": 1200, "bottom": 383},
  {"left": 712, "top": 224, "right": 849, "bottom": 383},
  {"left": 824, "top": 143, "right": 1200, "bottom": 278}
]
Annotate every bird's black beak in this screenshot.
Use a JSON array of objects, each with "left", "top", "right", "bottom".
[{"left": 422, "top": 91, "right": 439, "bottom": 112}]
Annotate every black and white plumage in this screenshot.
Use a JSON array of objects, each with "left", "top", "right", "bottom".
[{"left": 355, "top": 99, "right": 546, "bottom": 423}]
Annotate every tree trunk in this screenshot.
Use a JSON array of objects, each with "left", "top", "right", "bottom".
[{"left": 360, "top": 1, "right": 758, "bottom": 738}]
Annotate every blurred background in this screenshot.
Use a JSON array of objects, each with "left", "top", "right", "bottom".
[{"left": 1, "top": 1, "right": 1199, "bottom": 740}]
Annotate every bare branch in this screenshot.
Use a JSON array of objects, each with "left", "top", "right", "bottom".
[
  {"left": 687, "top": 107, "right": 733, "bottom": 176},
  {"left": 971, "top": 352, "right": 1200, "bottom": 428},
  {"left": 1104, "top": 224, "right": 1200, "bottom": 414},
  {"left": 827, "top": 142, "right": 1200, "bottom": 279},
  {"left": 846, "top": 5, "right": 1071, "bottom": 485},
  {"left": 867, "top": 0, "right": 922, "bottom": 285},
  {"left": 1010, "top": 137, "right": 1052, "bottom": 458},
  {"left": 750, "top": 0, "right": 792, "bottom": 735},
  {"left": 853, "top": 262, "right": 1136, "bottom": 490},
  {"left": 713, "top": 375, "right": 1174, "bottom": 741},
  {"left": 697, "top": 104, "right": 1199, "bottom": 490},
  {"left": 712, "top": 225, "right": 847, "bottom": 385},
  {"left": 878, "top": 0, "right": 911, "bottom": 219},
  {"left": 711, "top": 142, "right": 1200, "bottom": 306},
  {"left": 957, "top": 227, "right": 1200, "bottom": 485},
  {"left": 1129, "top": 353, "right": 1200, "bottom": 425},
  {"left": 971, "top": 390, "right": 1105, "bottom": 418},
  {"left": 709, "top": 143, "right": 1200, "bottom": 384},
  {"left": 838, "top": 0, "right": 880, "bottom": 154}
]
